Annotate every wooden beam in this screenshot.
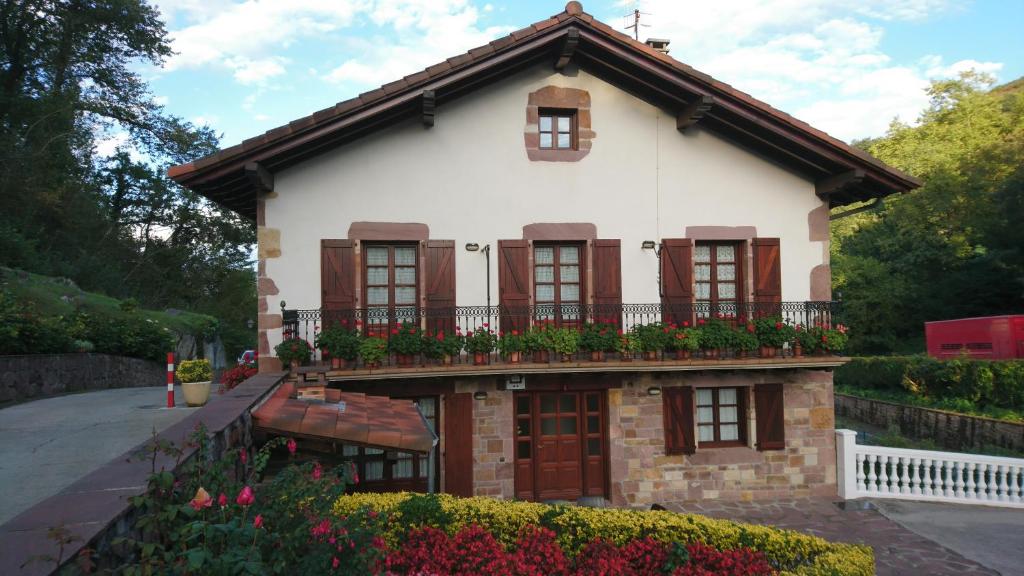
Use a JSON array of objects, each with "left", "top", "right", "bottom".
[
  {"left": 676, "top": 95, "right": 714, "bottom": 132},
  {"left": 421, "top": 89, "right": 435, "bottom": 127},
  {"left": 244, "top": 162, "right": 273, "bottom": 193},
  {"left": 554, "top": 27, "right": 580, "bottom": 70},
  {"left": 816, "top": 169, "right": 865, "bottom": 197}
]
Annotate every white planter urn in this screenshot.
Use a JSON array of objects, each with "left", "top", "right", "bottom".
[{"left": 182, "top": 381, "right": 212, "bottom": 407}]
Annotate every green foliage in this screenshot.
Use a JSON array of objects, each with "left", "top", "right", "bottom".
[
  {"left": 424, "top": 329, "right": 463, "bottom": 358},
  {"left": 579, "top": 323, "right": 618, "bottom": 353},
  {"left": 698, "top": 318, "right": 736, "bottom": 349},
  {"left": 335, "top": 492, "right": 874, "bottom": 575},
  {"left": 836, "top": 356, "right": 1024, "bottom": 419},
  {"left": 668, "top": 327, "right": 702, "bottom": 351},
  {"left": 548, "top": 327, "right": 581, "bottom": 356},
  {"left": 523, "top": 325, "right": 553, "bottom": 352},
  {"left": 732, "top": 327, "right": 759, "bottom": 353},
  {"left": 834, "top": 72, "right": 1024, "bottom": 354},
  {"left": 633, "top": 322, "right": 670, "bottom": 352},
  {"left": 314, "top": 325, "right": 361, "bottom": 361},
  {"left": 274, "top": 337, "right": 312, "bottom": 366},
  {"left": 615, "top": 331, "right": 640, "bottom": 356},
  {"left": 753, "top": 317, "right": 793, "bottom": 348},
  {"left": 464, "top": 326, "right": 497, "bottom": 354},
  {"left": 387, "top": 322, "right": 422, "bottom": 356},
  {"left": 176, "top": 359, "right": 212, "bottom": 383},
  {"left": 497, "top": 328, "right": 526, "bottom": 355},
  {"left": 358, "top": 336, "right": 387, "bottom": 365}
]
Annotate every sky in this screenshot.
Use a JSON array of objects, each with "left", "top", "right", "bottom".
[{"left": 129, "top": 0, "right": 1023, "bottom": 157}]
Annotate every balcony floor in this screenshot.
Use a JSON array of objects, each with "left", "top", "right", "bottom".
[{"left": 295, "top": 356, "right": 850, "bottom": 382}]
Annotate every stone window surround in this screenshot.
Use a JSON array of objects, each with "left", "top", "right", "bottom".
[{"left": 525, "top": 86, "right": 595, "bottom": 162}]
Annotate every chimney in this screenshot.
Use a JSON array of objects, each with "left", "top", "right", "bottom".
[{"left": 645, "top": 38, "right": 670, "bottom": 54}]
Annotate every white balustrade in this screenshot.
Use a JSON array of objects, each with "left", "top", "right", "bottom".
[{"left": 836, "top": 429, "right": 1024, "bottom": 508}]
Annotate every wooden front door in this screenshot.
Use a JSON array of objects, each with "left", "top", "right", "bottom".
[{"left": 515, "top": 391, "right": 607, "bottom": 501}]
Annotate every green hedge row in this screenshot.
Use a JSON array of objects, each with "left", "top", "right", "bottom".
[
  {"left": 0, "top": 290, "right": 175, "bottom": 362},
  {"left": 836, "top": 356, "right": 1024, "bottom": 411}
]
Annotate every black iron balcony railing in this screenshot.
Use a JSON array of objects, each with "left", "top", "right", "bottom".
[{"left": 280, "top": 301, "right": 841, "bottom": 369}]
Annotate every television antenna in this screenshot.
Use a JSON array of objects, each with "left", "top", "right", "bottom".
[{"left": 623, "top": 3, "right": 650, "bottom": 41}]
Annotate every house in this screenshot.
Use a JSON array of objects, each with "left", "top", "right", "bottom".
[{"left": 169, "top": 2, "right": 918, "bottom": 506}]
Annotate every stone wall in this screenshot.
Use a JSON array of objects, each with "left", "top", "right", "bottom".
[
  {"left": 835, "top": 393, "right": 1024, "bottom": 454},
  {"left": 0, "top": 353, "right": 165, "bottom": 405},
  {"left": 609, "top": 369, "right": 838, "bottom": 506},
  {"left": 454, "top": 378, "right": 516, "bottom": 499}
]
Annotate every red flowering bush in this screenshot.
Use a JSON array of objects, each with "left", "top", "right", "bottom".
[
  {"left": 219, "top": 363, "right": 257, "bottom": 393},
  {"left": 674, "top": 542, "right": 775, "bottom": 576},
  {"left": 510, "top": 525, "right": 569, "bottom": 576},
  {"left": 274, "top": 336, "right": 312, "bottom": 365}
]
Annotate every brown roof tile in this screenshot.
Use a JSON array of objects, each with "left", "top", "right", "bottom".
[
  {"left": 381, "top": 78, "right": 408, "bottom": 95},
  {"left": 509, "top": 25, "right": 536, "bottom": 41}
]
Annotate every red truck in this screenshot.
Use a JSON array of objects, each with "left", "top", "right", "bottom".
[{"left": 925, "top": 315, "right": 1024, "bottom": 360}]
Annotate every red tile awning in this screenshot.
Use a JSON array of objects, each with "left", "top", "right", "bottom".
[{"left": 253, "top": 382, "right": 435, "bottom": 453}]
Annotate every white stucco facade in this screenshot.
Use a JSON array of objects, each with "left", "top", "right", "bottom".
[{"left": 263, "top": 63, "right": 828, "bottom": 347}]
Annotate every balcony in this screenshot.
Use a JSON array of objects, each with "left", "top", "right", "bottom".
[{"left": 281, "top": 301, "right": 847, "bottom": 381}]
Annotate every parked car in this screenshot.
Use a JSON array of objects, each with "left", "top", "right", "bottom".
[{"left": 238, "top": 350, "right": 257, "bottom": 365}]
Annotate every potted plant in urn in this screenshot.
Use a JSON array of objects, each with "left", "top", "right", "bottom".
[
  {"left": 733, "top": 322, "right": 760, "bottom": 358},
  {"left": 388, "top": 322, "right": 422, "bottom": 366},
  {"left": 580, "top": 323, "right": 616, "bottom": 362},
  {"left": 498, "top": 329, "right": 525, "bottom": 363},
  {"left": 359, "top": 336, "right": 387, "bottom": 368},
  {"left": 524, "top": 324, "right": 553, "bottom": 363},
  {"left": 177, "top": 359, "right": 213, "bottom": 407},
  {"left": 634, "top": 322, "right": 668, "bottom": 360},
  {"left": 464, "top": 324, "right": 497, "bottom": 365},
  {"left": 754, "top": 317, "right": 793, "bottom": 358},
  {"left": 549, "top": 327, "right": 580, "bottom": 362},
  {"left": 275, "top": 336, "right": 312, "bottom": 374},
  {"left": 668, "top": 326, "right": 701, "bottom": 360},
  {"left": 615, "top": 329, "right": 639, "bottom": 361},
  {"left": 315, "top": 325, "right": 360, "bottom": 370},
  {"left": 793, "top": 324, "right": 816, "bottom": 358},
  {"left": 819, "top": 324, "right": 849, "bottom": 355}
]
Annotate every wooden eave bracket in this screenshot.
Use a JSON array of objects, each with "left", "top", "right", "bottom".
[
  {"left": 554, "top": 27, "right": 580, "bottom": 71},
  {"left": 421, "top": 90, "right": 436, "bottom": 128},
  {"left": 816, "top": 169, "right": 865, "bottom": 198},
  {"left": 676, "top": 95, "right": 715, "bottom": 132},
  {"left": 244, "top": 162, "right": 273, "bottom": 194}
]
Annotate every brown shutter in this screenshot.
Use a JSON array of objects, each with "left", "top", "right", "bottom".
[
  {"left": 752, "top": 238, "right": 781, "bottom": 317},
  {"left": 321, "top": 239, "right": 355, "bottom": 327},
  {"left": 592, "top": 239, "right": 622, "bottom": 325},
  {"left": 425, "top": 240, "right": 456, "bottom": 334},
  {"left": 755, "top": 383, "right": 785, "bottom": 451},
  {"left": 498, "top": 239, "right": 530, "bottom": 332},
  {"left": 660, "top": 238, "right": 694, "bottom": 325},
  {"left": 444, "top": 392, "right": 474, "bottom": 496},
  {"left": 663, "top": 386, "right": 696, "bottom": 455}
]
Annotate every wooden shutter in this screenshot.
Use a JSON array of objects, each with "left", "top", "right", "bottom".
[
  {"left": 498, "top": 239, "right": 530, "bottom": 332},
  {"left": 321, "top": 240, "right": 355, "bottom": 327},
  {"left": 425, "top": 240, "right": 456, "bottom": 334},
  {"left": 660, "top": 238, "right": 694, "bottom": 325},
  {"left": 752, "top": 238, "right": 781, "bottom": 317},
  {"left": 755, "top": 383, "right": 786, "bottom": 451},
  {"left": 444, "top": 392, "right": 474, "bottom": 496},
  {"left": 592, "top": 239, "right": 622, "bottom": 325},
  {"left": 663, "top": 386, "right": 696, "bottom": 455}
]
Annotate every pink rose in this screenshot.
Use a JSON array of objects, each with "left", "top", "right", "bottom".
[
  {"left": 253, "top": 514, "right": 264, "bottom": 529},
  {"left": 287, "top": 438, "right": 297, "bottom": 455},
  {"left": 236, "top": 486, "right": 255, "bottom": 507}
]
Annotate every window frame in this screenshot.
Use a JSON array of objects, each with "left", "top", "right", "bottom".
[
  {"left": 538, "top": 108, "right": 578, "bottom": 151},
  {"left": 694, "top": 240, "right": 744, "bottom": 317},
  {"left": 695, "top": 387, "right": 747, "bottom": 448},
  {"left": 533, "top": 242, "right": 586, "bottom": 328},
  {"left": 362, "top": 242, "right": 420, "bottom": 335},
  {"left": 344, "top": 395, "right": 439, "bottom": 489}
]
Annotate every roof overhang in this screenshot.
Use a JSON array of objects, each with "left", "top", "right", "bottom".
[{"left": 168, "top": 5, "right": 920, "bottom": 220}]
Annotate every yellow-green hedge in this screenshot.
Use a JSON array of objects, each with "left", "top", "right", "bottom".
[{"left": 334, "top": 493, "right": 873, "bottom": 576}]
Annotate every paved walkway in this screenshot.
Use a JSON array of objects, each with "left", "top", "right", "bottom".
[
  {"left": 0, "top": 387, "right": 212, "bottom": 525},
  {"left": 663, "top": 498, "right": 1002, "bottom": 575}
]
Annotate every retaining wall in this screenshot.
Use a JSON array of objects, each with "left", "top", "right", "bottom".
[{"left": 0, "top": 354, "right": 165, "bottom": 405}]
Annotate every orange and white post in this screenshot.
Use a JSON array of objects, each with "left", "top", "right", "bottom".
[{"left": 167, "top": 352, "right": 175, "bottom": 408}]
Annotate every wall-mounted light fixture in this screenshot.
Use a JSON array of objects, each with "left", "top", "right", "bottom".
[
  {"left": 465, "top": 243, "right": 480, "bottom": 252},
  {"left": 646, "top": 386, "right": 662, "bottom": 396},
  {"left": 641, "top": 240, "right": 657, "bottom": 250},
  {"left": 473, "top": 391, "right": 488, "bottom": 400}
]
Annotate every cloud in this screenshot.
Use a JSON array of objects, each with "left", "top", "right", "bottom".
[{"left": 621, "top": 0, "right": 1000, "bottom": 141}]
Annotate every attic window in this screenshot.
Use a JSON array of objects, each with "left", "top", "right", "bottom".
[{"left": 539, "top": 110, "right": 576, "bottom": 150}]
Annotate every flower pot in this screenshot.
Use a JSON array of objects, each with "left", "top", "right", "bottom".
[
  {"left": 532, "top": 350, "right": 550, "bottom": 363},
  {"left": 620, "top": 352, "right": 633, "bottom": 362},
  {"left": 330, "top": 357, "right": 343, "bottom": 370},
  {"left": 442, "top": 354, "right": 454, "bottom": 366},
  {"left": 289, "top": 359, "right": 299, "bottom": 375},
  {"left": 642, "top": 351, "right": 657, "bottom": 361},
  {"left": 508, "top": 351, "right": 522, "bottom": 364},
  {"left": 718, "top": 348, "right": 729, "bottom": 360},
  {"left": 366, "top": 361, "right": 380, "bottom": 369},
  {"left": 759, "top": 346, "right": 777, "bottom": 359},
  {"left": 793, "top": 344, "right": 803, "bottom": 358},
  {"left": 473, "top": 352, "right": 487, "bottom": 366},
  {"left": 675, "top": 350, "right": 691, "bottom": 360},
  {"left": 590, "top": 351, "right": 605, "bottom": 362},
  {"left": 560, "top": 353, "right": 572, "bottom": 362},
  {"left": 396, "top": 354, "right": 414, "bottom": 367},
  {"left": 182, "top": 381, "right": 211, "bottom": 407}
]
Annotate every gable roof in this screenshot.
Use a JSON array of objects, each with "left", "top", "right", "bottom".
[{"left": 168, "top": 1, "right": 920, "bottom": 220}]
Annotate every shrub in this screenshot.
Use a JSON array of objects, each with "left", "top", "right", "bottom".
[
  {"left": 274, "top": 336, "right": 312, "bottom": 366},
  {"left": 732, "top": 325, "right": 759, "bottom": 353},
  {"left": 633, "top": 322, "right": 670, "bottom": 353},
  {"left": 177, "top": 358, "right": 212, "bottom": 383},
  {"left": 668, "top": 326, "right": 702, "bottom": 352},
  {"left": 580, "top": 323, "right": 618, "bottom": 353},
  {"left": 754, "top": 317, "right": 793, "bottom": 348},
  {"left": 697, "top": 317, "right": 734, "bottom": 350},
  {"left": 524, "top": 325, "right": 553, "bottom": 353},
  {"left": 66, "top": 310, "right": 174, "bottom": 362},
  {"left": 615, "top": 331, "right": 640, "bottom": 356},
  {"left": 334, "top": 493, "right": 873, "bottom": 575}
]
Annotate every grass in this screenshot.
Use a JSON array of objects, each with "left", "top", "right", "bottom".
[
  {"left": 0, "top": 266, "right": 217, "bottom": 338},
  {"left": 835, "top": 383, "right": 1024, "bottom": 423}
]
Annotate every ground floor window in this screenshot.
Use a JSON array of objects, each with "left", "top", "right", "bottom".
[
  {"left": 341, "top": 396, "right": 437, "bottom": 491},
  {"left": 696, "top": 387, "right": 746, "bottom": 447}
]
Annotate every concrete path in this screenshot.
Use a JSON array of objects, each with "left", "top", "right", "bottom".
[
  {"left": 873, "top": 499, "right": 1024, "bottom": 576},
  {"left": 0, "top": 387, "right": 213, "bottom": 525},
  {"left": 664, "top": 498, "right": 1002, "bottom": 575}
]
